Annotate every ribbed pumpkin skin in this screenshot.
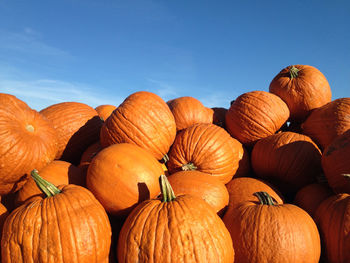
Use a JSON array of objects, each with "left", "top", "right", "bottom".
[
  {"left": 0, "top": 203, "right": 9, "bottom": 243},
  {"left": 302, "top": 98, "right": 350, "bottom": 150},
  {"left": 269, "top": 65, "right": 332, "bottom": 121},
  {"left": 167, "top": 123, "right": 243, "bottom": 184},
  {"left": 322, "top": 130, "right": 350, "bottom": 194},
  {"left": 86, "top": 143, "right": 163, "bottom": 216},
  {"left": 225, "top": 91, "right": 290, "bottom": 147},
  {"left": 15, "top": 160, "right": 84, "bottom": 206},
  {"left": 251, "top": 131, "right": 322, "bottom": 194},
  {"left": 167, "top": 170, "right": 229, "bottom": 215},
  {"left": 40, "top": 102, "right": 103, "bottom": 165},
  {"left": 227, "top": 199, "right": 320, "bottom": 263},
  {"left": 95, "top": 104, "right": 117, "bottom": 121},
  {"left": 167, "top": 96, "right": 213, "bottom": 131},
  {"left": 294, "top": 183, "right": 333, "bottom": 219},
  {"left": 78, "top": 141, "right": 103, "bottom": 178},
  {"left": 0, "top": 93, "right": 58, "bottom": 195},
  {"left": 1, "top": 184, "right": 112, "bottom": 263},
  {"left": 100, "top": 91, "right": 176, "bottom": 160},
  {"left": 117, "top": 195, "right": 234, "bottom": 263},
  {"left": 315, "top": 193, "right": 350, "bottom": 263}
]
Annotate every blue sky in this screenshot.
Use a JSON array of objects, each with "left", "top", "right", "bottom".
[{"left": 0, "top": 0, "right": 349, "bottom": 110}]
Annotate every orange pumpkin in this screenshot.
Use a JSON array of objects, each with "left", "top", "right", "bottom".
[
  {"left": 322, "top": 129, "right": 350, "bottom": 194},
  {"left": 1, "top": 170, "right": 112, "bottom": 262},
  {"left": 95, "top": 104, "right": 117, "bottom": 121},
  {"left": 167, "top": 170, "right": 229, "bottom": 215},
  {"left": 269, "top": 65, "right": 331, "bottom": 121},
  {"left": 100, "top": 91, "right": 176, "bottom": 161},
  {"left": 167, "top": 96, "right": 213, "bottom": 131},
  {"left": 0, "top": 202, "right": 9, "bottom": 243},
  {"left": 86, "top": 143, "right": 163, "bottom": 217},
  {"left": 167, "top": 123, "right": 244, "bottom": 183},
  {"left": 78, "top": 141, "right": 103, "bottom": 178},
  {"left": 117, "top": 175, "right": 234, "bottom": 263},
  {"left": 226, "top": 191, "right": 321, "bottom": 263},
  {"left": 225, "top": 91, "right": 290, "bottom": 147},
  {"left": 212, "top": 107, "right": 228, "bottom": 128},
  {"left": 0, "top": 93, "right": 58, "bottom": 195},
  {"left": 40, "top": 101, "right": 103, "bottom": 165},
  {"left": 302, "top": 97, "right": 350, "bottom": 150},
  {"left": 15, "top": 160, "right": 84, "bottom": 206}
]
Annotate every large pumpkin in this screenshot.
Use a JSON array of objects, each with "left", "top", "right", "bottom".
[
  {"left": 322, "top": 129, "right": 350, "bottom": 194},
  {"left": 95, "top": 104, "right": 117, "bottom": 121},
  {"left": 302, "top": 97, "right": 350, "bottom": 150},
  {"left": 100, "top": 91, "right": 176, "bottom": 161},
  {"left": 40, "top": 101, "right": 103, "bottom": 165},
  {"left": 225, "top": 90, "right": 290, "bottom": 147},
  {"left": 269, "top": 65, "right": 331, "bottom": 121},
  {"left": 251, "top": 131, "right": 322, "bottom": 194},
  {"left": 167, "top": 96, "right": 213, "bottom": 131},
  {"left": 86, "top": 143, "right": 163, "bottom": 217},
  {"left": 167, "top": 170, "right": 229, "bottom": 215},
  {"left": 315, "top": 193, "right": 350, "bottom": 263},
  {"left": 167, "top": 123, "right": 244, "bottom": 183},
  {"left": 117, "top": 175, "right": 234, "bottom": 263},
  {"left": 0, "top": 93, "right": 58, "bottom": 195},
  {"left": 225, "top": 191, "right": 321, "bottom": 263},
  {"left": 1, "top": 170, "right": 111, "bottom": 262},
  {"left": 15, "top": 160, "right": 84, "bottom": 206}
]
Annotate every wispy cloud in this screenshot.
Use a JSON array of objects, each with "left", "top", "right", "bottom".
[{"left": 146, "top": 78, "right": 180, "bottom": 102}]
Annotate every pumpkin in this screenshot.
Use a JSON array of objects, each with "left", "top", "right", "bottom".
[
  {"left": 1, "top": 170, "right": 111, "bottom": 262},
  {"left": 234, "top": 145, "right": 251, "bottom": 177},
  {"left": 117, "top": 174, "right": 234, "bottom": 263},
  {"left": 225, "top": 90, "right": 290, "bottom": 147},
  {"left": 294, "top": 182, "right": 333, "bottom": 219},
  {"left": 86, "top": 143, "right": 163, "bottom": 217},
  {"left": 225, "top": 191, "right": 321, "bottom": 263},
  {"left": 167, "top": 123, "right": 244, "bottom": 184},
  {"left": 15, "top": 160, "right": 84, "bottom": 206},
  {"left": 0, "top": 93, "right": 58, "bottom": 195},
  {"left": 100, "top": 91, "right": 176, "bottom": 161},
  {"left": 321, "top": 129, "right": 350, "bottom": 194},
  {"left": 302, "top": 97, "right": 350, "bottom": 150},
  {"left": 315, "top": 193, "right": 350, "bottom": 263},
  {"left": 167, "top": 170, "right": 229, "bottom": 215},
  {"left": 0, "top": 202, "right": 9, "bottom": 243},
  {"left": 167, "top": 96, "right": 213, "bottom": 131},
  {"left": 251, "top": 131, "right": 322, "bottom": 195},
  {"left": 212, "top": 107, "right": 228, "bottom": 128},
  {"left": 78, "top": 141, "right": 103, "bottom": 178},
  {"left": 269, "top": 65, "right": 332, "bottom": 121},
  {"left": 95, "top": 104, "right": 117, "bottom": 121},
  {"left": 40, "top": 101, "right": 103, "bottom": 165}
]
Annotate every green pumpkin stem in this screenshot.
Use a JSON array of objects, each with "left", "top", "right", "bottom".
[
  {"left": 31, "top": 169, "right": 61, "bottom": 197},
  {"left": 289, "top": 66, "right": 300, "bottom": 79},
  {"left": 254, "top": 191, "right": 276, "bottom": 206},
  {"left": 182, "top": 162, "right": 197, "bottom": 171},
  {"left": 160, "top": 174, "right": 176, "bottom": 202}
]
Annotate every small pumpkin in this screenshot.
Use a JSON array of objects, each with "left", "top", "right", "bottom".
[
  {"left": 117, "top": 174, "right": 234, "bottom": 263},
  {"left": 78, "top": 141, "right": 103, "bottom": 178},
  {"left": 0, "top": 93, "right": 58, "bottom": 195},
  {"left": 95, "top": 104, "right": 117, "bottom": 121},
  {"left": 167, "top": 123, "right": 244, "bottom": 183},
  {"left": 40, "top": 101, "right": 103, "bottom": 165},
  {"left": 86, "top": 143, "right": 163, "bottom": 217},
  {"left": 1, "top": 170, "right": 112, "bottom": 262},
  {"left": 302, "top": 97, "right": 350, "bottom": 150},
  {"left": 167, "top": 96, "right": 213, "bottom": 131},
  {"left": 100, "top": 91, "right": 176, "bottom": 161},
  {"left": 225, "top": 90, "right": 290, "bottom": 147},
  {"left": 321, "top": 129, "right": 350, "bottom": 194},
  {"left": 269, "top": 65, "right": 332, "bottom": 121},
  {"left": 225, "top": 191, "right": 321, "bottom": 263},
  {"left": 167, "top": 170, "right": 229, "bottom": 215},
  {"left": 315, "top": 193, "right": 350, "bottom": 263},
  {"left": 251, "top": 131, "right": 322, "bottom": 195}
]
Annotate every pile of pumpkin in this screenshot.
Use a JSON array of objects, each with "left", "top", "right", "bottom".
[{"left": 0, "top": 64, "right": 349, "bottom": 262}]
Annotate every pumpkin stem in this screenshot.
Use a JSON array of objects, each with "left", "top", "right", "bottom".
[
  {"left": 343, "top": 174, "right": 350, "bottom": 179},
  {"left": 253, "top": 191, "right": 276, "bottom": 206},
  {"left": 289, "top": 66, "right": 300, "bottom": 79},
  {"left": 31, "top": 169, "right": 61, "bottom": 197},
  {"left": 161, "top": 154, "right": 169, "bottom": 163},
  {"left": 160, "top": 174, "right": 176, "bottom": 202},
  {"left": 182, "top": 162, "right": 197, "bottom": 171}
]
